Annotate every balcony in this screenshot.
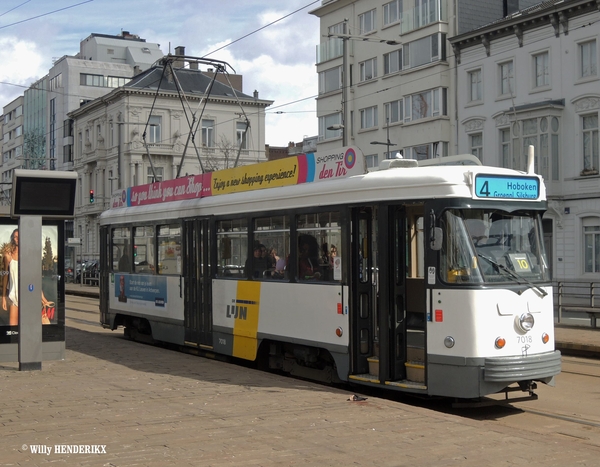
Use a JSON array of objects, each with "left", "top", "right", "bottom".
[
  {"left": 399, "top": 0, "right": 446, "bottom": 35},
  {"left": 316, "top": 38, "right": 343, "bottom": 64}
]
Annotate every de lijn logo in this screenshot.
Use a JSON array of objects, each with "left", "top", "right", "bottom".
[{"left": 226, "top": 298, "right": 257, "bottom": 320}]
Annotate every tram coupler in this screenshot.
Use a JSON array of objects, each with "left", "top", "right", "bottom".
[{"left": 452, "top": 382, "right": 539, "bottom": 408}]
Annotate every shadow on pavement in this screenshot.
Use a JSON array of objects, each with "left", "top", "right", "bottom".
[{"left": 63, "top": 325, "right": 339, "bottom": 394}]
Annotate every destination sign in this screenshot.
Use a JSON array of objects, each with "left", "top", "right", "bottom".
[{"left": 474, "top": 174, "right": 539, "bottom": 200}]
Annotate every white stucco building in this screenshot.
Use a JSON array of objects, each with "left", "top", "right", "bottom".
[
  {"left": 310, "top": 0, "right": 542, "bottom": 169},
  {"left": 449, "top": 0, "right": 600, "bottom": 281},
  {"left": 68, "top": 59, "right": 273, "bottom": 260}
]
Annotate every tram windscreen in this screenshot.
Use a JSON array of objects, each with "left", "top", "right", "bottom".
[{"left": 440, "top": 209, "right": 549, "bottom": 284}]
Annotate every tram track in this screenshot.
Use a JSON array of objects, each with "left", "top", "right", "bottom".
[{"left": 515, "top": 406, "right": 600, "bottom": 429}]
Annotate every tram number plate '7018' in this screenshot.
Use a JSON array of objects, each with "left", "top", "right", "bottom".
[{"left": 517, "top": 335, "right": 533, "bottom": 344}]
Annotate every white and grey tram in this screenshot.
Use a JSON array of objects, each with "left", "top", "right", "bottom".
[{"left": 99, "top": 148, "right": 561, "bottom": 401}]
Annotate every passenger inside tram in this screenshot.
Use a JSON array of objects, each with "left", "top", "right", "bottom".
[{"left": 298, "top": 235, "right": 321, "bottom": 281}]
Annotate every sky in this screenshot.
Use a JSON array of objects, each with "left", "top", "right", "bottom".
[{"left": 0, "top": 0, "right": 323, "bottom": 146}]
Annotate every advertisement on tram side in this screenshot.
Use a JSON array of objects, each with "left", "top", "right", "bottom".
[{"left": 116, "top": 147, "right": 366, "bottom": 209}]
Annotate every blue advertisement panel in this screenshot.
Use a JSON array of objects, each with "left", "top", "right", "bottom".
[{"left": 115, "top": 274, "right": 167, "bottom": 307}]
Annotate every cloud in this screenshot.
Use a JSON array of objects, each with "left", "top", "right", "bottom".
[
  {"left": 0, "top": 0, "right": 321, "bottom": 146},
  {"left": 0, "top": 37, "right": 46, "bottom": 105}
]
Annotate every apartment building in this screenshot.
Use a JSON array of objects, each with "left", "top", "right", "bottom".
[
  {"left": 1, "top": 96, "right": 24, "bottom": 202},
  {"left": 449, "top": 0, "right": 600, "bottom": 281},
  {"left": 310, "top": 0, "right": 541, "bottom": 168}
]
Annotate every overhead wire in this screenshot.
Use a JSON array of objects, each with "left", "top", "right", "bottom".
[
  {"left": 3, "top": 3, "right": 595, "bottom": 156},
  {"left": 0, "top": 0, "right": 93, "bottom": 30}
]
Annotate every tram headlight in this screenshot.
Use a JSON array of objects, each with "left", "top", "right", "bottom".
[
  {"left": 495, "top": 337, "right": 506, "bottom": 349},
  {"left": 515, "top": 312, "right": 535, "bottom": 333}
]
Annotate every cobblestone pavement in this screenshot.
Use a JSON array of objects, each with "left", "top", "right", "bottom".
[{"left": 0, "top": 293, "right": 599, "bottom": 466}]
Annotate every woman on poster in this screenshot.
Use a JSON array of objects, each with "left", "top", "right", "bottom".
[
  {"left": 1, "top": 229, "right": 53, "bottom": 325},
  {"left": 2, "top": 229, "right": 19, "bottom": 325}
]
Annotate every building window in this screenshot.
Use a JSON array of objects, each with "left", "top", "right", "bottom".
[
  {"left": 384, "top": 49, "right": 402, "bottom": 74},
  {"left": 405, "top": 142, "right": 447, "bottom": 161},
  {"left": 147, "top": 116, "right": 161, "bottom": 143},
  {"left": 582, "top": 114, "right": 599, "bottom": 174},
  {"left": 500, "top": 128, "right": 511, "bottom": 169},
  {"left": 318, "top": 113, "right": 342, "bottom": 141},
  {"left": 202, "top": 119, "right": 214, "bottom": 147},
  {"left": 384, "top": 99, "right": 403, "bottom": 124},
  {"left": 236, "top": 122, "right": 248, "bottom": 150},
  {"left": 468, "top": 69, "right": 482, "bottom": 102},
  {"left": 319, "top": 66, "right": 342, "bottom": 94},
  {"left": 63, "top": 145, "right": 73, "bottom": 163},
  {"left": 533, "top": 52, "right": 549, "bottom": 88},
  {"left": 359, "top": 57, "right": 377, "bottom": 81},
  {"left": 579, "top": 40, "right": 597, "bottom": 78},
  {"left": 366, "top": 154, "right": 379, "bottom": 169},
  {"left": 499, "top": 60, "right": 514, "bottom": 96},
  {"left": 584, "top": 220, "right": 600, "bottom": 273},
  {"left": 49, "top": 73, "right": 62, "bottom": 91},
  {"left": 507, "top": 116, "right": 560, "bottom": 178},
  {"left": 402, "top": 33, "right": 445, "bottom": 70},
  {"left": 470, "top": 133, "right": 483, "bottom": 161},
  {"left": 147, "top": 166, "right": 164, "bottom": 184},
  {"left": 415, "top": 0, "right": 437, "bottom": 28},
  {"left": 360, "top": 106, "right": 378, "bottom": 129},
  {"left": 404, "top": 88, "right": 446, "bottom": 122},
  {"left": 80, "top": 74, "right": 128, "bottom": 88},
  {"left": 383, "top": 0, "right": 401, "bottom": 26},
  {"left": 359, "top": 9, "right": 376, "bottom": 35},
  {"left": 328, "top": 22, "right": 346, "bottom": 35}
]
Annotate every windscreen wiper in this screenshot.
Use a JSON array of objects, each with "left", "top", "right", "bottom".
[{"left": 477, "top": 254, "right": 547, "bottom": 297}]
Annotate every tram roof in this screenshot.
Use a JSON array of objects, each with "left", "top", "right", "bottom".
[{"left": 100, "top": 159, "right": 546, "bottom": 225}]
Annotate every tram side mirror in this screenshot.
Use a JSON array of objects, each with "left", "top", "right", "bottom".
[{"left": 430, "top": 227, "right": 443, "bottom": 251}]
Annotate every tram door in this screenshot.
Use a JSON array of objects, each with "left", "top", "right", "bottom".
[
  {"left": 388, "top": 207, "right": 408, "bottom": 380},
  {"left": 351, "top": 208, "right": 376, "bottom": 376},
  {"left": 183, "top": 219, "right": 212, "bottom": 347},
  {"left": 351, "top": 205, "right": 422, "bottom": 383}
]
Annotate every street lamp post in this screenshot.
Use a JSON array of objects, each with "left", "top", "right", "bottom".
[
  {"left": 370, "top": 118, "right": 397, "bottom": 159},
  {"left": 326, "top": 26, "right": 399, "bottom": 148}
]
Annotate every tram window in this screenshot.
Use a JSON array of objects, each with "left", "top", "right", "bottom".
[
  {"left": 216, "top": 219, "right": 247, "bottom": 278},
  {"left": 133, "top": 226, "right": 155, "bottom": 274},
  {"left": 112, "top": 227, "right": 131, "bottom": 272},
  {"left": 297, "top": 212, "right": 342, "bottom": 282},
  {"left": 253, "top": 216, "right": 289, "bottom": 280},
  {"left": 157, "top": 224, "right": 181, "bottom": 275}
]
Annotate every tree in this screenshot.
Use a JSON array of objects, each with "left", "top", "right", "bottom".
[
  {"left": 42, "top": 236, "right": 54, "bottom": 274},
  {"left": 204, "top": 135, "right": 238, "bottom": 172}
]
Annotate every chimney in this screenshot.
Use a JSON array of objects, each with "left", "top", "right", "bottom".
[
  {"left": 189, "top": 61, "right": 198, "bottom": 70},
  {"left": 173, "top": 46, "right": 185, "bottom": 68},
  {"left": 253, "top": 90, "right": 259, "bottom": 100}
]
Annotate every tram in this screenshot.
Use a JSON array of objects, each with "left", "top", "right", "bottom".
[{"left": 98, "top": 146, "right": 561, "bottom": 401}]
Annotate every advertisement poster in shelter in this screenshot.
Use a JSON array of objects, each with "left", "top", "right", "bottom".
[{"left": 0, "top": 224, "right": 58, "bottom": 341}]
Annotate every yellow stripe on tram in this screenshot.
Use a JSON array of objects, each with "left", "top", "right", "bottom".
[{"left": 232, "top": 281, "right": 261, "bottom": 360}]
